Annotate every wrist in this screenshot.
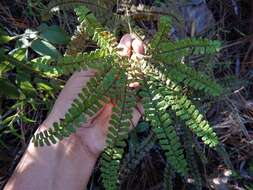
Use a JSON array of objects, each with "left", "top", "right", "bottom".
[
  {"left": 5, "top": 128, "right": 99, "bottom": 190},
  {"left": 7, "top": 123, "right": 99, "bottom": 190}
]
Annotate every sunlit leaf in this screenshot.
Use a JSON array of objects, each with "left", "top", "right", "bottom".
[
  {"left": 0, "top": 35, "right": 14, "bottom": 45},
  {"left": 31, "top": 39, "right": 61, "bottom": 59},
  {"left": 20, "top": 81, "right": 37, "bottom": 97},
  {"left": 36, "top": 82, "right": 53, "bottom": 91},
  {"left": 9, "top": 48, "right": 27, "bottom": 61},
  {"left": 39, "top": 24, "right": 70, "bottom": 45}
]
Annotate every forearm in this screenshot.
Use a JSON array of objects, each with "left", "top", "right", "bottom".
[{"left": 4, "top": 124, "right": 98, "bottom": 190}]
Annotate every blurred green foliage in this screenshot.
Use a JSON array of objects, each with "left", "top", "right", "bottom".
[{"left": 0, "top": 23, "right": 70, "bottom": 146}]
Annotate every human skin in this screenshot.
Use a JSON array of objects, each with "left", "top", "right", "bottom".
[{"left": 4, "top": 34, "right": 144, "bottom": 190}]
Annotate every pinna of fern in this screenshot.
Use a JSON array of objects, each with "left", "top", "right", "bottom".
[{"left": 33, "top": 5, "right": 222, "bottom": 190}]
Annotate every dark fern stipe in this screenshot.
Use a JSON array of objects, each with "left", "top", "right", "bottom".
[{"left": 33, "top": 5, "right": 222, "bottom": 190}]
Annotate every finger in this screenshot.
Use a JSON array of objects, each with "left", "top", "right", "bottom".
[
  {"left": 117, "top": 43, "right": 131, "bottom": 57},
  {"left": 132, "top": 38, "right": 145, "bottom": 55},
  {"left": 119, "top": 34, "right": 133, "bottom": 49},
  {"left": 90, "top": 101, "right": 143, "bottom": 133},
  {"left": 129, "top": 82, "right": 140, "bottom": 88},
  {"left": 77, "top": 103, "right": 114, "bottom": 155},
  {"left": 62, "top": 69, "right": 96, "bottom": 91},
  {"left": 56, "top": 69, "right": 96, "bottom": 104},
  {"left": 136, "top": 102, "right": 144, "bottom": 115},
  {"left": 91, "top": 103, "right": 113, "bottom": 135},
  {"left": 130, "top": 102, "right": 144, "bottom": 128},
  {"left": 117, "top": 34, "right": 133, "bottom": 57}
]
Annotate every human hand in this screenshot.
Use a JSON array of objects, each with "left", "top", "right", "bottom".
[
  {"left": 40, "top": 34, "right": 145, "bottom": 158},
  {"left": 4, "top": 34, "right": 145, "bottom": 190}
]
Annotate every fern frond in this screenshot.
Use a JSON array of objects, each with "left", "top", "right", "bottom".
[
  {"left": 215, "top": 144, "right": 234, "bottom": 170},
  {"left": 140, "top": 61, "right": 219, "bottom": 148},
  {"left": 163, "top": 164, "right": 175, "bottom": 190},
  {"left": 144, "top": 15, "right": 222, "bottom": 97},
  {"left": 163, "top": 89, "right": 219, "bottom": 148},
  {"left": 101, "top": 73, "right": 137, "bottom": 190},
  {"left": 193, "top": 137, "right": 208, "bottom": 165},
  {"left": 31, "top": 7, "right": 223, "bottom": 190},
  {"left": 75, "top": 6, "right": 118, "bottom": 53},
  {"left": 31, "top": 49, "right": 110, "bottom": 76},
  {"left": 148, "top": 57, "right": 222, "bottom": 96},
  {"left": 165, "top": 62, "right": 221, "bottom": 96},
  {"left": 33, "top": 65, "right": 117, "bottom": 146},
  {"left": 144, "top": 60, "right": 221, "bottom": 99},
  {"left": 149, "top": 16, "right": 172, "bottom": 51},
  {"left": 152, "top": 38, "right": 220, "bottom": 70},
  {"left": 140, "top": 77, "right": 188, "bottom": 176},
  {"left": 119, "top": 131, "right": 155, "bottom": 182},
  {"left": 181, "top": 126, "right": 202, "bottom": 190},
  {"left": 58, "top": 49, "right": 112, "bottom": 74},
  {"left": 31, "top": 57, "right": 63, "bottom": 77},
  {"left": 154, "top": 38, "right": 221, "bottom": 60}
]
